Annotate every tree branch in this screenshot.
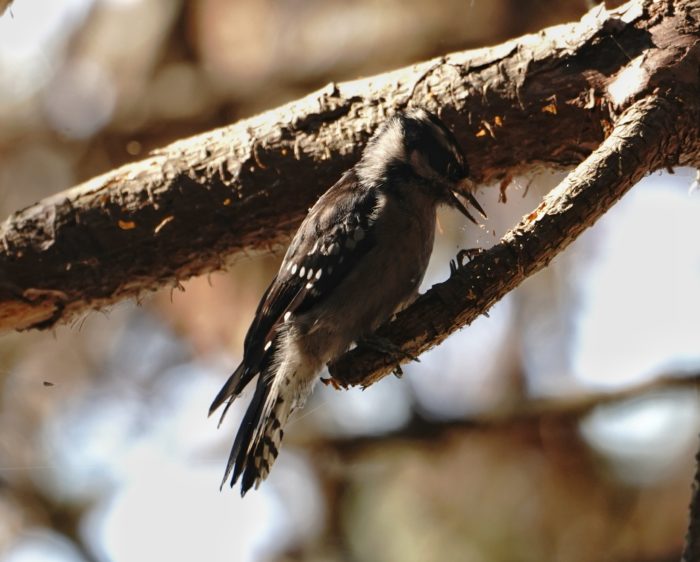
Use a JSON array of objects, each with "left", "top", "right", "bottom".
[
  {"left": 4, "top": 0, "right": 698, "bottom": 332},
  {"left": 683, "top": 435, "right": 700, "bottom": 562},
  {"left": 329, "top": 92, "right": 699, "bottom": 386},
  {"left": 305, "top": 371, "right": 700, "bottom": 452}
]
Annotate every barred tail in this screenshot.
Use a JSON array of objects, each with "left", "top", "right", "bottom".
[
  {"left": 212, "top": 337, "right": 320, "bottom": 495},
  {"left": 219, "top": 373, "right": 294, "bottom": 496}
]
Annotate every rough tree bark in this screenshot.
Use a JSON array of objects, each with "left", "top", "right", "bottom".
[
  {"left": 1, "top": 0, "right": 699, "bottom": 370},
  {"left": 2, "top": 0, "right": 700, "bottom": 552},
  {"left": 1, "top": 0, "right": 696, "bottom": 336}
]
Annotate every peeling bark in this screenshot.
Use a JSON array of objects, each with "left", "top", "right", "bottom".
[
  {"left": 329, "top": 93, "right": 698, "bottom": 386},
  {"left": 3, "top": 0, "right": 699, "bottom": 333}
]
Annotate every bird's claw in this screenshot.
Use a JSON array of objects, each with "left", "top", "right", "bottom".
[
  {"left": 451, "top": 247, "right": 485, "bottom": 273},
  {"left": 359, "top": 335, "right": 420, "bottom": 363},
  {"left": 321, "top": 376, "right": 343, "bottom": 390}
]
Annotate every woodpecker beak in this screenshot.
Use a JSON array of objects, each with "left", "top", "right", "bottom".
[
  {"left": 448, "top": 190, "right": 479, "bottom": 224},
  {"left": 464, "top": 191, "right": 487, "bottom": 219},
  {"left": 449, "top": 178, "right": 487, "bottom": 224}
]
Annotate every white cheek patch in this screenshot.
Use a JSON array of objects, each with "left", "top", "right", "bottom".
[
  {"left": 357, "top": 120, "right": 406, "bottom": 184},
  {"left": 374, "top": 122, "right": 406, "bottom": 161}
]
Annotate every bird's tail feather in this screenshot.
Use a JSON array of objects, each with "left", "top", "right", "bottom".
[
  {"left": 218, "top": 372, "right": 294, "bottom": 495},
  {"left": 219, "top": 376, "right": 267, "bottom": 490},
  {"left": 240, "top": 389, "right": 293, "bottom": 493},
  {"left": 209, "top": 362, "right": 248, "bottom": 424}
]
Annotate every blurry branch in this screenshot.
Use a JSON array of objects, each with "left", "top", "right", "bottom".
[
  {"left": 2, "top": 0, "right": 698, "bottom": 332},
  {"left": 0, "top": 1, "right": 13, "bottom": 17},
  {"left": 3, "top": 480, "right": 99, "bottom": 562},
  {"left": 684, "top": 440, "right": 700, "bottom": 562},
  {"left": 307, "top": 371, "right": 700, "bottom": 452}
]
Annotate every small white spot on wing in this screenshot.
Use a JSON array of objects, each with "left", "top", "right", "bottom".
[
  {"left": 290, "top": 263, "right": 297, "bottom": 275},
  {"left": 315, "top": 269, "right": 322, "bottom": 280},
  {"left": 264, "top": 340, "right": 272, "bottom": 351},
  {"left": 299, "top": 266, "right": 306, "bottom": 278}
]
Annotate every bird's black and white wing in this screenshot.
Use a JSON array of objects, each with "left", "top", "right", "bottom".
[
  {"left": 209, "top": 171, "right": 384, "bottom": 491},
  {"left": 209, "top": 169, "right": 381, "bottom": 417}
]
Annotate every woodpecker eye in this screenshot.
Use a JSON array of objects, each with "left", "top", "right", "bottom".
[{"left": 447, "top": 162, "right": 462, "bottom": 181}]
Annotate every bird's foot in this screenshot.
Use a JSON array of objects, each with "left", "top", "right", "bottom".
[
  {"left": 321, "top": 376, "right": 343, "bottom": 390},
  {"left": 450, "top": 247, "right": 485, "bottom": 274},
  {"left": 359, "top": 335, "right": 420, "bottom": 364}
]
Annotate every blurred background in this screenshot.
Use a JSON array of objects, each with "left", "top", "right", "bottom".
[{"left": 1, "top": 0, "right": 700, "bottom": 561}]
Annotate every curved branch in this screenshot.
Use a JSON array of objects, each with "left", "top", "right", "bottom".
[
  {"left": 3, "top": 0, "right": 690, "bottom": 332},
  {"left": 309, "top": 371, "right": 700, "bottom": 452},
  {"left": 684, "top": 437, "right": 700, "bottom": 561},
  {"left": 329, "top": 94, "right": 697, "bottom": 386}
]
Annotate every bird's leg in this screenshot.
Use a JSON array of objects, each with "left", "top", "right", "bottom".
[
  {"left": 360, "top": 334, "right": 414, "bottom": 379},
  {"left": 358, "top": 335, "right": 420, "bottom": 364}
]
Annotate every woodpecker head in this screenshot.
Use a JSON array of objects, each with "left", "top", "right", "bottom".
[{"left": 357, "top": 108, "right": 485, "bottom": 223}]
